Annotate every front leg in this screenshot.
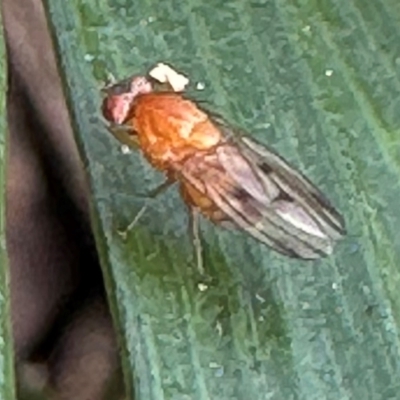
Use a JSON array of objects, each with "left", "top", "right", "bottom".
[
  {"left": 118, "top": 178, "right": 176, "bottom": 239},
  {"left": 106, "top": 123, "right": 140, "bottom": 150}
]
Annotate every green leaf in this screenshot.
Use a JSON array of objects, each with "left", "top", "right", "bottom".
[
  {"left": 0, "top": 12, "right": 17, "bottom": 400},
  {"left": 43, "top": 1, "right": 400, "bottom": 399}
]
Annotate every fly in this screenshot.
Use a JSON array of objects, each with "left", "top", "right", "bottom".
[{"left": 101, "top": 64, "right": 346, "bottom": 267}]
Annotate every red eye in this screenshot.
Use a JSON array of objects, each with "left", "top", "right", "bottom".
[
  {"left": 101, "top": 76, "right": 153, "bottom": 124},
  {"left": 102, "top": 93, "right": 133, "bottom": 124}
]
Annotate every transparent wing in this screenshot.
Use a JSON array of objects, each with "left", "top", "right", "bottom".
[{"left": 179, "top": 125, "right": 345, "bottom": 259}]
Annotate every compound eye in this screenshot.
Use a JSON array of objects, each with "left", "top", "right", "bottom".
[{"left": 102, "top": 93, "right": 133, "bottom": 124}]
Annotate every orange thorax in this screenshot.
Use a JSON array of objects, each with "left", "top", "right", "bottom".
[{"left": 129, "top": 93, "right": 222, "bottom": 171}]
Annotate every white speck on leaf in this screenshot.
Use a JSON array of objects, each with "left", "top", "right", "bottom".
[
  {"left": 84, "top": 53, "right": 94, "bottom": 62},
  {"left": 215, "top": 321, "right": 223, "bottom": 336},
  {"left": 255, "top": 293, "right": 266, "bottom": 303},
  {"left": 362, "top": 285, "right": 371, "bottom": 295},
  {"left": 121, "top": 145, "right": 131, "bottom": 154},
  {"left": 209, "top": 361, "right": 219, "bottom": 369},
  {"left": 197, "top": 283, "right": 208, "bottom": 292},
  {"left": 196, "top": 81, "right": 206, "bottom": 90},
  {"left": 208, "top": 361, "right": 225, "bottom": 377}
]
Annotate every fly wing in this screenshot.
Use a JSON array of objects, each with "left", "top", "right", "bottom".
[{"left": 180, "top": 126, "right": 345, "bottom": 259}]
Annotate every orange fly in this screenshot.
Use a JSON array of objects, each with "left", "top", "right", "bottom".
[{"left": 101, "top": 67, "right": 345, "bottom": 263}]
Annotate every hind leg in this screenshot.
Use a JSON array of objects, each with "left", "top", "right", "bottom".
[{"left": 188, "top": 207, "right": 205, "bottom": 275}]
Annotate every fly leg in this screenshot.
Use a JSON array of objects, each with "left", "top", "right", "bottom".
[
  {"left": 99, "top": 71, "right": 117, "bottom": 91},
  {"left": 118, "top": 178, "right": 174, "bottom": 239},
  {"left": 106, "top": 123, "right": 140, "bottom": 150},
  {"left": 188, "top": 207, "right": 205, "bottom": 275}
]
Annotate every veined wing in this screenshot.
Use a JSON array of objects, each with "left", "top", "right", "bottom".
[{"left": 180, "top": 125, "right": 345, "bottom": 259}]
